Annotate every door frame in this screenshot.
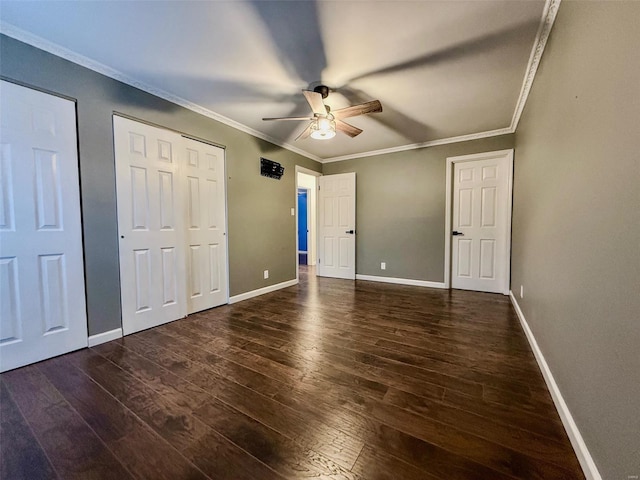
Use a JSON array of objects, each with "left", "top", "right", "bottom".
[
  {"left": 295, "top": 166, "right": 321, "bottom": 282},
  {"left": 443, "top": 149, "right": 514, "bottom": 293}
]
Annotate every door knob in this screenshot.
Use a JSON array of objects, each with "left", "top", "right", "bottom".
[
  {"left": 345, "top": 230, "right": 355, "bottom": 234},
  {"left": 452, "top": 231, "right": 464, "bottom": 236}
]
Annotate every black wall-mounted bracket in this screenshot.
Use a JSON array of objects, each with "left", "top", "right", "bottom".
[{"left": 260, "top": 157, "right": 284, "bottom": 180}]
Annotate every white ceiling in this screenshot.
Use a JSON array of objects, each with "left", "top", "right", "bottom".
[{"left": 0, "top": 0, "right": 551, "bottom": 162}]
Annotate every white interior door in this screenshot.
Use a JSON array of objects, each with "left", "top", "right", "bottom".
[
  {"left": 318, "top": 172, "right": 356, "bottom": 279},
  {"left": 451, "top": 151, "right": 512, "bottom": 294},
  {"left": 183, "top": 139, "right": 228, "bottom": 314},
  {"left": 0, "top": 80, "right": 87, "bottom": 372},
  {"left": 113, "top": 116, "right": 187, "bottom": 335}
]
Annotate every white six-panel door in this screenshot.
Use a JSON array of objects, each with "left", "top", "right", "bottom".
[
  {"left": 0, "top": 80, "right": 87, "bottom": 372},
  {"left": 114, "top": 117, "right": 228, "bottom": 335},
  {"left": 318, "top": 172, "right": 356, "bottom": 280},
  {"left": 114, "top": 117, "right": 187, "bottom": 335},
  {"left": 451, "top": 151, "right": 512, "bottom": 294},
  {"left": 183, "top": 139, "right": 228, "bottom": 314}
]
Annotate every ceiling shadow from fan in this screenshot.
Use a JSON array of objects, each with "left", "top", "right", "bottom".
[
  {"left": 249, "top": 135, "right": 287, "bottom": 155},
  {"left": 348, "top": 18, "right": 539, "bottom": 83},
  {"left": 109, "top": 79, "right": 183, "bottom": 114},
  {"left": 248, "top": 0, "right": 327, "bottom": 86},
  {"left": 117, "top": 71, "right": 309, "bottom": 149},
  {"left": 148, "top": 73, "right": 317, "bottom": 139},
  {"left": 144, "top": 74, "right": 295, "bottom": 105},
  {"left": 337, "top": 85, "right": 435, "bottom": 143}
]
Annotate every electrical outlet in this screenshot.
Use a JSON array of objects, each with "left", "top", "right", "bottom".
[
  {"left": 291, "top": 208, "right": 295, "bottom": 216},
  {"left": 264, "top": 270, "right": 269, "bottom": 279},
  {"left": 520, "top": 285, "right": 524, "bottom": 298},
  {"left": 381, "top": 262, "right": 386, "bottom": 270}
]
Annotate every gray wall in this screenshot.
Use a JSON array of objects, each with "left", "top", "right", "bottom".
[
  {"left": 0, "top": 35, "right": 321, "bottom": 336},
  {"left": 510, "top": 2, "right": 640, "bottom": 478},
  {"left": 323, "top": 135, "right": 514, "bottom": 282}
]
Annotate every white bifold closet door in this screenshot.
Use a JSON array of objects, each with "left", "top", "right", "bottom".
[
  {"left": 183, "top": 139, "right": 228, "bottom": 314},
  {"left": 113, "top": 116, "right": 227, "bottom": 336},
  {"left": 114, "top": 117, "right": 186, "bottom": 335},
  {"left": 0, "top": 81, "right": 88, "bottom": 372}
]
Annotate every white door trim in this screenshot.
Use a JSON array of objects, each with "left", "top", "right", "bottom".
[
  {"left": 444, "top": 149, "right": 513, "bottom": 293},
  {"left": 295, "top": 166, "right": 321, "bottom": 282}
]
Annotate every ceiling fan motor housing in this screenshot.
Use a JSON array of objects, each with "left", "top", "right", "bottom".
[{"left": 313, "top": 85, "right": 330, "bottom": 99}]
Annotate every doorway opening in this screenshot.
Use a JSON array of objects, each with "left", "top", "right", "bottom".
[
  {"left": 297, "top": 188, "right": 309, "bottom": 265},
  {"left": 295, "top": 167, "right": 320, "bottom": 280}
]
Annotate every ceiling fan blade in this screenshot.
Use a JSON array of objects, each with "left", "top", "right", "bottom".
[
  {"left": 263, "top": 116, "right": 315, "bottom": 121},
  {"left": 295, "top": 123, "right": 313, "bottom": 141},
  {"left": 335, "top": 120, "right": 363, "bottom": 138},
  {"left": 302, "top": 90, "right": 327, "bottom": 116},
  {"left": 333, "top": 100, "right": 383, "bottom": 120}
]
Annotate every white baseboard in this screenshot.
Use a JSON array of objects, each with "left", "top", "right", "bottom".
[
  {"left": 509, "top": 292, "right": 602, "bottom": 480},
  {"left": 229, "top": 279, "right": 298, "bottom": 304},
  {"left": 88, "top": 328, "right": 123, "bottom": 347},
  {"left": 356, "top": 274, "right": 446, "bottom": 289}
]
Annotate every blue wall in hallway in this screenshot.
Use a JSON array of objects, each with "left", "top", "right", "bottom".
[{"left": 297, "top": 189, "right": 308, "bottom": 252}]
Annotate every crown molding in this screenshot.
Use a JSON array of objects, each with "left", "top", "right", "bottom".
[
  {"left": 510, "top": 0, "right": 561, "bottom": 131},
  {"left": 1, "top": 0, "right": 560, "bottom": 165},
  {"left": 0, "top": 22, "right": 322, "bottom": 163},
  {"left": 322, "top": 0, "right": 561, "bottom": 164},
  {"left": 320, "top": 127, "right": 513, "bottom": 163}
]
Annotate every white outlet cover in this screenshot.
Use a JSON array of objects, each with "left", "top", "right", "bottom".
[
  {"left": 381, "top": 262, "right": 386, "bottom": 270},
  {"left": 291, "top": 208, "right": 295, "bottom": 216},
  {"left": 520, "top": 285, "right": 524, "bottom": 298},
  {"left": 264, "top": 270, "right": 269, "bottom": 279}
]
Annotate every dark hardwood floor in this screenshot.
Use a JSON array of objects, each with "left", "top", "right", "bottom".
[{"left": 1, "top": 267, "right": 585, "bottom": 479}]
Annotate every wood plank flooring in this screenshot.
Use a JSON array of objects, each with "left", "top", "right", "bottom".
[{"left": 0, "top": 267, "right": 585, "bottom": 479}]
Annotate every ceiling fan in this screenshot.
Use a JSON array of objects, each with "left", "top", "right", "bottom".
[{"left": 262, "top": 85, "right": 382, "bottom": 140}]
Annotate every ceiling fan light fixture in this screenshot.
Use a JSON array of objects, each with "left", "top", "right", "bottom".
[
  {"left": 310, "top": 117, "right": 336, "bottom": 140},
  {"left": 264, "top": 85, "right": 380, "bottom": 141}
]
